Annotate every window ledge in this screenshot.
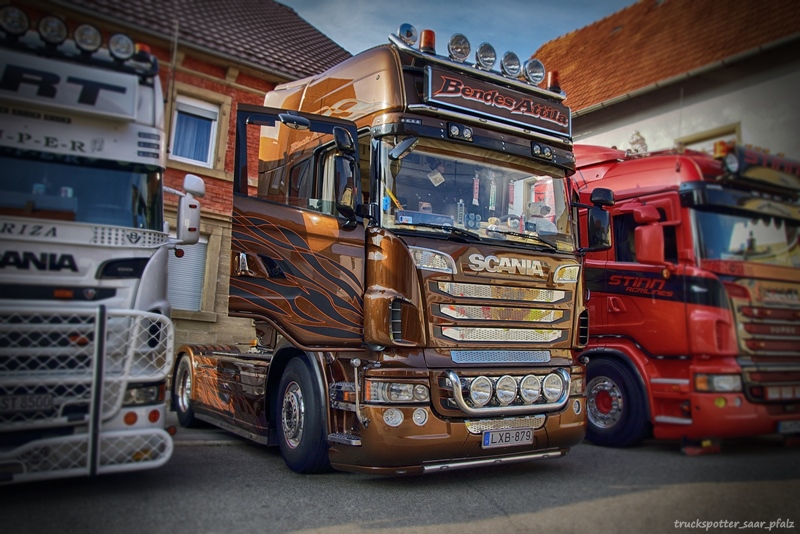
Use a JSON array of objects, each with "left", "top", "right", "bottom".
[
  {"left": 168, "top": 159, "right": 233, "bottom": 181},
  {"left": 172, "top": 309, "right": 218, "bottom": 323}
]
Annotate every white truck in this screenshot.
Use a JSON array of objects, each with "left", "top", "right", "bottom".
[{"left": 0, "top": 6, "right": 203, "bottom": 483}]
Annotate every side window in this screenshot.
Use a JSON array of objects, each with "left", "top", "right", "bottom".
[
  {"left": 658, "top": 208, "right": 679, "bottom": 264},
  {"left": 613, "top": 213, "right": 637, "bottom": 263},
  {"left": 170, "top": 96, "right": 219, "bottom": 168},
  {"left": 288, "top": 158, "right": 313, "bottom": 208}
]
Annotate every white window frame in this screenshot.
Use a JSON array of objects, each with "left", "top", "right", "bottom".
[{"left": 169, "top": 95, "right": 220, "bottom": 169}]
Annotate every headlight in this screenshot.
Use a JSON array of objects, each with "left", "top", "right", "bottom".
[
  {"left": 523, "top": 58, "right": 546, "bottom": 85},
  {"left": 501, "top": 51, "right": 521, "bottom": 78},
  {"left": 0, "top": 5, "right": 29, "bottom": 37},
  {"left": 542, "top": 373, "right": 564, "bottom": 402},
  {"left": 495, "top": 375, "right": 517, "bottom": 405},
  {"left": 553, "top": 265, "right": 580, "bottom": 283},
  {"left": 74, "top": 23, "right": 102, "bottom": 53},
  {"left": 409, "top": 246, "right": 455, "bottom": 273},
  {"left": 123, "top": 384, "right": 161, "bottom": 406},
  {"left": 469, "top": 376, "right": 492, "bottom": 406},
  {"left": 448, "top": 33, "right": 470, "bottom": 62},
  {"left": 365, "top": 380, "right": 430, "bottom": 404},
  {"left": 519, "top": 374, "right": 541, "bottom": 403},
  {"left": 723, "top": 152, "right": 739, "bottom": 174},
  {"left": 109, "top": 33, "right": 135, "bottom": 60},
  {"left": 695, "top": 374, "right": 742, "bottom": 392},
  {"left": 475, "top": 42, "right": 496, "bottom": 70},
  {"left": 38, "top": 15, "right": 67, "bottom": 45}
]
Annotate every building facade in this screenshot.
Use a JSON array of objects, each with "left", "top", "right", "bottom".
[
  {"left": 29, "top": 0, "right": 351, "bottom": 345},
  {"left": 534, "top": 0, "right": 800, "bottom": 159}
]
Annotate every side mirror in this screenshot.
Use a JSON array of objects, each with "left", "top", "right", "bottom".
[
  {"left": 632, "top": 205, "right": 660, "bottom": 224},
  {"left": 183, "top": 173, "right": 206, "bottom": 198},
  {"left": 333, "top": 126, "right": 355, "bottom": 155},
  {"left": 356, "top": 202, "right": 377, "bottom": 221},
  {"left": 389, "top": 137, "right": 419, "bottom": 161},
  {"left": 635, "top": 224, "right": 665, "bottom": 265},
  {"left": 591, "top": 187, "right": 615, "bottom": 207},
  {"left": 334, "top": 155, "right": 357, "bottom": 223},
  {"left": 176, "top": 192, "right": 201, "bottom": 245},
  {"left": 586, "top": 206, "right": 611, "bottom": 250},
  {"left": 278, "top": 112, "right": 310, "bottom": 131}
]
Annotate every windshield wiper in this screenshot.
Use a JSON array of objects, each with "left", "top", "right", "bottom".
[
  {"left": 394, "top": 222, "right": 482, "bottom": 241},
  {"left": 493, "top": 229, "right": 559, "bottom": 251}
]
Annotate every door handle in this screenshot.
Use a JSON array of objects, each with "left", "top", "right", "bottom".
[{"left": 608, "top": 296, "right": 626, "bottom": 313}]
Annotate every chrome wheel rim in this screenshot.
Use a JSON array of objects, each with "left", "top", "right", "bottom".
[
  {"left": 587, "top": 376, "right": 623, "bottom": 429},
  {"left": 177, "top": 362, "right": 192, "bottom": 413},
  {"left": 281, "top": 381, "right": 305, "bottom": 449}
]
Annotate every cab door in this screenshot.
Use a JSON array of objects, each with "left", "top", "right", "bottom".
[{"left": 228, "top": 105, "right": 366, "bottom": 348}]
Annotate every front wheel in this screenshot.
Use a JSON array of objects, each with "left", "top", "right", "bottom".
[
  {"left": 173, "top": 355, "right": 198, "bottom": 428},
  {"left": 585, "top": 358, "right": 650, "bottom": 447},
  {"left": 276, "top": 358, "right": 331, "bottom": 474}
]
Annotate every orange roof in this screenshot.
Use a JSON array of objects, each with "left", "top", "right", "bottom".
[{"left": 534, "top": 0, "right": 800, "bottom": 113}]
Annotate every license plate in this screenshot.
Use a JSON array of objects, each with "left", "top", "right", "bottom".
[
  {"left": 778, "top": 420, "right": 800, "bottom": 435},
  {"left": 482, "top": 428, "right": 533, "bottom": 449},
  {"left": 0, "top": 394, "right": 54, "bottom": 413}
]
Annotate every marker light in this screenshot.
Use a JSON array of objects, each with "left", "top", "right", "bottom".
[
  {"left": 475, "top": 42, "right": 496, "bottom": 70},
  {"left": 109, "top": 33, "right": 135, "bottom": 60},
  {"left": 38, "top": 15, "right": 67, "bottom": 45},
  {"left": 447, "top": 33, "right": 470, "bottom": 62},
  {"left": 397, "top": 23, "right": 417, "bottom": 46},
  {"left": 500, "top": 51, "right": 521, "bottom": 78},
  {"left": 74, "top": 24, "right": 102, "bottom": 53},
  {"left": 419, "top": 29, "right": 436, "bottom": 54},
  {"left": 523, "top": 58, "right": 546, "bottom": 85},
  {"left": 0, "top": 5, "right": 30, "bottom": 37}
]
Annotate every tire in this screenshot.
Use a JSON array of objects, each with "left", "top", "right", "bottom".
[
  {"left": 585, "top": 358, "right": 650, "bottom": 447},
  {"left": 173, "top": 355, "right": 198, "bottom": 428},
  {"left": 276, "top": 358, "right": 331, "bottom": 474}
]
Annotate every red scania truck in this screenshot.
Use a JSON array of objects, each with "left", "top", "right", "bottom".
[{"left": 574, "top": 142, "right": 800, "bottom": 452}]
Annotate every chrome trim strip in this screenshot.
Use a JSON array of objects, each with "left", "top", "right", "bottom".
[
  {"left": 422, "top": 449, "right": 565, "bottom": 473},
  {"left": 407, "top": 104, "right": 573, "bottom": 147},
  {"left": 654, "top": 415, "right": 692, "bottom": 425},
  {"left": 389, "top": 34, "right": 565, "bottom": 101},
  {"left": 444, "top": 368, "right": 570, "bottom": 416},
  {"left": 650, "top": 378, "right": 690, "bottom": 385}
]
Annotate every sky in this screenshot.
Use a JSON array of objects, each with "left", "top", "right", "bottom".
[{"left": 277, "top": 0, "right": 637, "bottom": 57}]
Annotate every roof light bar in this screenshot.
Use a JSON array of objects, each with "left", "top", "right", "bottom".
[
  {"left": 500, "top": 51, "right": 521, "bottom": 78},
  {"left": 397, "top": 23, "right": 417, "bottom": 46},
  {"left": 523, "top": 58, "right": 546, "bottom": 85},
  {"left": 38, "top": 15, "right": 67, "bottom": 45},
  {"left": 447, "top": 33, "right": 470, "bottom": 62},
  {"left": 109, "top": 33, "right": 135, "bottom": 60},
  {"left": 475, "top": 42, "right": 496, "bottom": 70},
  {"left": 74, "top": 23, "right": 102, "bottom": 53},
  {"left": 0, "top": 5, "right": 29, "bottom": 37}
]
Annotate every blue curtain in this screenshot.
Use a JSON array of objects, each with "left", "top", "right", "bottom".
[{"left": 173, "top": 112, "right": 212, "bottom": 162}]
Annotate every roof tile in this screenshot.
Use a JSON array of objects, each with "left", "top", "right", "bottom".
[
  {"left": 534, "top": 0, "right": 800, "bottom": 112},
  {"left": 53, "top": 0, "right": 352, "bottom": 80}
]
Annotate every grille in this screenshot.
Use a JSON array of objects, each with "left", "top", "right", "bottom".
[
  {"left": 578, "top": 310, "right": 589, "bottom": 346},
  {"left": 451, "top": 350, "right": 550, "bottom": 364},
  {"left": 441, "top": 327, "right": 563, "bottom": 343},
  {"left": 91, "top": 227, "right": 167, "bottom": 247},
  {"left": 439, "top": 305, "right": 562, "bottom": 323},
  {"left": 465, "top": 415, "right": 546, "bottom": 434},
  {"left": 437, "top": 282, "right": 565, "bottom": 303},
  {"left": 390, "top": 300, "right": 403, "bottom": 341}
]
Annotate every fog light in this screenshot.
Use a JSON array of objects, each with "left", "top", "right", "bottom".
[
  {"left": 523, "top": 58, "right": 546, "bottom": 85},
  {"left": 109, "top": 33, "right": 135, "bottom": 60},
  {"left": 520, "top": 374, "right": 541, "bottom": 403},
  {"left": 448, "top": 33, "right": 470, "bottom": 62},
  {"left": 0, "top": 5, "right": 29, "bottom": 37},
  {"left": 714, "top": 397, "right": 726, "bottom": 408},
  {"left": 495, "top": 375, "right": 517, "bottom": 405},
  {"left": 74, "top": 23, "right": 102, "bottom": 53},
  {"left": 573, "top": 399, "right": 582, "bottom": 414},
  {"left": 38, "top": 15, "right": 67, "bottom": 45},
  {"left": 500, "top": 51, "right": 521, "bottom": 78},
  {"left": 412, "top": 408, "right": 428, "bottom": 426},
  {"left": 469, "top": 376, "right": 492, "bottom": 407},
  {"left": 543, "top": 373, "right": 564, "bottom": 402},
  {"left": 383, "top": 408, "right": 404, "bottom": 427},
  {"left": 132, "top": 449, "right": 153, "bottom": 462}
]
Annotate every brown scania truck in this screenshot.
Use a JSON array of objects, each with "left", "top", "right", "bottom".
[{"left": 171, "top": 24, "right": 612, "bottom": 475}]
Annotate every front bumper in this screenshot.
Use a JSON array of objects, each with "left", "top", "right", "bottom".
[{"left": 328, "top": 397, "right": 585, "bottom": 475}]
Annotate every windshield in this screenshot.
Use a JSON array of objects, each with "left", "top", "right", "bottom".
[
  {"left": 0, "top": 149, "right": 164, "bottom": 231},
  {"left": 694, "top": 209, "right": 800, "bottom": 268},
  {"left": 378, "top": 137, "right": 572, "bottom": 250}
]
